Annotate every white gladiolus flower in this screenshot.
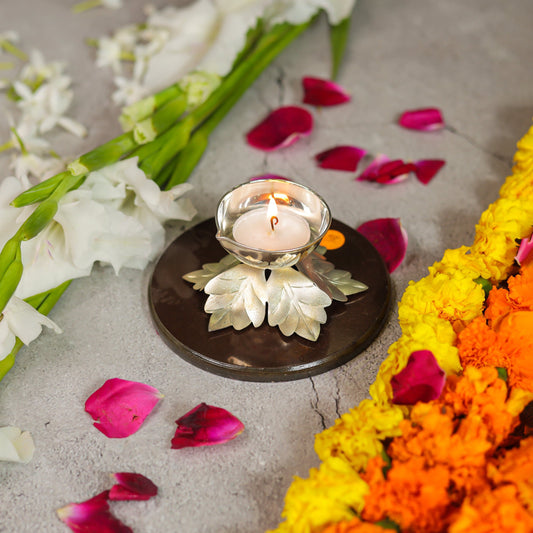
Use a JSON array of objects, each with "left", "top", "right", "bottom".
[
  {"left": 0, "top": 427, "right": 35, "bottom": 463},
  {"left": 0, "top": 296, "right": 62, "bottom": 361},
  {"left": 96, "top": 37, "right": 124, "bottom": 74},
  {"left": 14, "top": 158, "right": 196, "bottom": 298}
]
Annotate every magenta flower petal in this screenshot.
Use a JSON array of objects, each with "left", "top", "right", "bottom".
[
  {"left": 356, "top": 155, "right": 415, "bottom": 184},
  {"left": 356, "top": 217, "right": 408, "bottom": 273},
  {"left": 109, "top": 473, "right": 158, "bottom": 501},
  {"left": 302, "top": 76, "right": 351, "bottom": 106},
  {"left": 398, "top": 108, "right": 445, "bottom": 131},
  {"left": 391, "top": 350, "right": 446, "bottom": 405},
  {"left": 57, "top": 491, "right": 132, "bottom": 533},
  {"left": 413, "top": 159, "right": 445, "bottom": 185},
  {"left": 315, "top": 145, "right": 367, "bottom": 172},
  {"left": 246, "top": 106, "right": 313, "bottom": 151},
  {"left": 515, "top": 234, "right": 533, "bottom": 265},
  {"left": 85, "top": 378, "right": 162, "bottom": 438},
  {"left": 171, "top": 403, "right": 244, "bottom": 449}
]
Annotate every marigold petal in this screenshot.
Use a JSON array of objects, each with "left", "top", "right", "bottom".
[
  {"left": 315, "top": 145, "right": 367, "bottom": 172},
  {"left": 109, "top": 472, "right": 158, "bottom": 501},
  {"left": 356, "top": 218, "right": 408, "bottom": 273},
  {"left": 85, "top": 378, "right": 162, "bottom": 438},
  {"left": 413, "top": 159, "right": 445, "bottom": 185},
  {"left": 246, "top": 106, "right": 313, "bottom": 151},
  {"left": 56, "top": 491, "right": 132, "bottom": 533},
  {"left": 302, "top": 76, "right": 351, "bottom": 106},
  {"left": 171, "top": 402, "right": 244, "bottom": 449},
  {"left": 391, "top": 350, "right": 446, "bottom": 405},
  {"left": 398, "top": 108, "right": 445, "bottom": 131}
]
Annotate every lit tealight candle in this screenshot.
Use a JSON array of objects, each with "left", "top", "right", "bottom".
[{"left": 233, "top": 196, "right": 311, "bottom": 251}]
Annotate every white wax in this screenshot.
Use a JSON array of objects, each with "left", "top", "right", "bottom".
[{"left": 232, "top": 206, "right": 311, "bottom": 251}]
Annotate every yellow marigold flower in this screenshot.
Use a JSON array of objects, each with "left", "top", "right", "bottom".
[
  {"left": 399, "top": 272, "right": 485, "bottom": 329},
  {"left": 268, "top": 457, "right": 369, "bottom": 533},
  {"left": 429, "top": 246, "right": 484, "bottom": 280},
  {"left": 513, "top": 123, "right": 533, "bottom": 173},
  {"left": 314, "top": 399, "right": 404, "bottom": 470},
  {"left": 499, "top": 170, "right": 533, "bottom": 200}
]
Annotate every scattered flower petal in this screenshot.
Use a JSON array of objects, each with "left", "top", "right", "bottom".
[
  {"left": 413, "top": 159, "right": 445, "bottom": 185},
  {"left": 391, "top": 350, "right": 446, "bottom": 405},
  {"left": 356, "top": 155, "right": 415, "bottom": 184},
  {"left": 0, "top": 426, "right": 35, "bottom": 463},
  {"left": 515, "top": 234, "right": 533, "bottom": 265},
  {"left": 171, "top": 403, "right": 244, "bottom": 449},
  {"left": 57, "top": 491, "right": 132, "bottom": 533},
  {"left": 398, "top": 107, "right": 445, "bottom": 131},
  {"left": 356, "top": 217, "right": 408, "bottom": 273},
  {"left": 109, "top": 472, "right": 158, "bottom": 501},
  {"left": 302, "top": 76, "right": 350, "bottom": 106},
  {"left": 315, "top": 145, "right": 367, "bottom": 172},
  {"left": 246, "top": 106, "right": 313, "bottom": 151},
  {"left": 85, "top": 378, "right": 162, "bottom": 438}
]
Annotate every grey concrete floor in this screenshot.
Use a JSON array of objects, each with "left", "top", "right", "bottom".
[{"left": 1, "top": 1, "right": 533, "bottom": 532}]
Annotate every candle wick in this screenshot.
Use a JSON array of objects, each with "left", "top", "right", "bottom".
[{"left": 270, "top": 216, "right": 279, "bottom": 231}]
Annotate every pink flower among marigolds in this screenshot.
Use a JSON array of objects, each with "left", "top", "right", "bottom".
[
  {"left": 391, "top": 350, "right": 446, "bottom": 405},
  {"left": 314, "top": 145, "right": 367, "bottom": 172},
  {"left": 57, "top": 491, "right": 132, "bottom": 533},
  {"left": 246, "top": 106, "right": 313, "bottom": 151},
  {"left": 85, "top": 378, "right": 163, "bottom": 438},
  {"left": 515, "top": 234, "right": 533, "bottom": 265},
  {"left": 302, "top": 76, "right": 351, "bottom": 106},
  {"left": 398, "top": 107, "right": 445, "bottom": 131},
  {"left": 109, "top": 472, "right": 158, "bottom": 501},
  {"left": 356, "top": 217, "right": 408, "bottom": 273},
  {"left": 171, "top": 403, "right": 244, "bottom": 449}
]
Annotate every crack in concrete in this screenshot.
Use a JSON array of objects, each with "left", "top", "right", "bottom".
[
  {"left": 275, "top": 66, "right": 286, "bottom": 107},
  {"left": 309, "top": 376, "right": 327, "bottom": 431},
  {"left": 445, "top": 125, "right": 511, "bottom": 164},
  {"left": 333, "top": 374, "right": 342, "bottom": 419}
]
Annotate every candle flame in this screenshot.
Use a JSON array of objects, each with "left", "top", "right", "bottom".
[{"left": 267, "top": 196, "right": 279, "bottom": 231}]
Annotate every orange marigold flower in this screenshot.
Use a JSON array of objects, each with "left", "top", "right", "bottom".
[
  {"left": 321, "top": 516, "right": 390, "bottom": 533},
  {"left": 449, "top": 485, "right": 533, "bottom": 533},
  {"left": 362, "top": 456, "right": 451, "bottom": 533},
  {"left": 484, "top": 287, "right": 516, "bottom": 327},
  {"left": 508, "top": 259, "right": 533, "bottom": 308}
]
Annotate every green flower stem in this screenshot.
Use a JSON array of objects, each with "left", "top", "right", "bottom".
[
  {"left": 0, "top": 247, "right": 23, "bottom": 312},
  {"left": 120, "top": 84, "right": 183, "bottom": 130},
  {"left": 72, "top": 0, "right": 102, "bottom": 13},
  {"left": 0, "top": 39, "right": 28, "bottom": 61},
  {"left": 0, "top": 280, "right": 71, "bottom": 381},
  {"left": 0, "top": 61, "right": 14, "bottom": 70},
  {"left": 164, "top": 21, "right": 310, "bottom": 189},
  {"left": 329, "top": 16, "right": 352, "bottom": 80},
  {"left": 12, "top": 171, "right": 71, "bottom": 208},
  {"left": 133, "top": 91, "right": 188, "bottom": 144}
]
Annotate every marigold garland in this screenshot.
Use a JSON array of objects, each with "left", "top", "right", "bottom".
[{"left": 268, "top": 122, "right": 533, "bottom": 533}]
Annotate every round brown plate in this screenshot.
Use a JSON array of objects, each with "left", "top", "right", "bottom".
[{"left": 148, "top": 218, "right": 392, "bottom": 382}]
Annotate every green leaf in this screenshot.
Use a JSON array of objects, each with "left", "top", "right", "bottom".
[
  {"left": 474, "top": 276, "right": 492, "bottom": 298},
  {"left": 329, "top": 16, "right": 351, "bottom": 80},
  {"left": 380, "top": 447, "right": 392, "bottom": 477},
  {"left": 496, "top": 367, "right": 509, "bottom": 382},
  {"left": 375, "top": 518, "right": 400, "bottom": 531}
]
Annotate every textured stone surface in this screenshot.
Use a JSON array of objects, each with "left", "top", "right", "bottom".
[{"left": 1, "top": 1, "right": 533, "bottom": 531}]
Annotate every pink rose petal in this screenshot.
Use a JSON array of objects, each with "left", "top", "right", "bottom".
[
  {"left": 109, "top": 473, "right": 158, "bottom": 501},
  {"left": 413, "top": 159, "right": 445, "bottom": 185},
  {"left": 391, "top": 350, "right": 446, "bottom": 405},
  {"left": 356, "top": 155, "right": 415, "bottom": 184},
  {"left": 246, "top": 106, "right": 313, "bottom": 151},
  {"left": 515, "top": 234, "right": 533, "bottom": 265},
  {"left": 315, "top": 145, "right": 367, "bottom": 172},
  {"left": 171, "top": 403, "right": 244, "bottom": 449},
  {"left": 85, "top": 378, "right": 162, "bottom": 438},
  {"left": 302, "top": 76, "right": 351, "bottom": 106},
  {"left": 356, "top": 217, "right": 408, "bottom": 273},
  {"left": 57, "top": 491, "right": 132, "bottom": 533},
  {"left": 398, "top": 108, "right": 445, "bottom": 131}
]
